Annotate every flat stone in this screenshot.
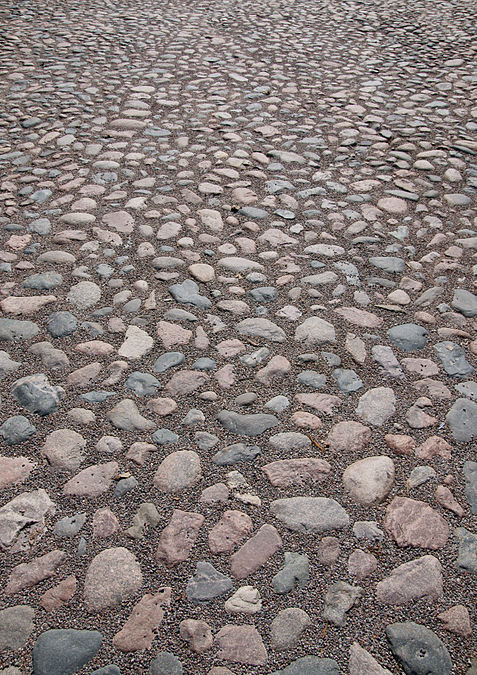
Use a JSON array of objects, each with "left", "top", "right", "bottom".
[
  {"left": 463, "top": 461, "right": 477, "bottom": 513},
  {"left": 272, "top": 551, "right": 309, "bottom": 593},
  {"left": 262, "top": 458, "right": 331, "bottom": 487},
  {"left": 349, "top": 642, "right": 392, "bottom": 675},
  {"left": 113, "top": 588, "right": 171, "bottom": 651},
  {"left": 67, "top": 281, "right": 101, "bottom": 309},
  {"left": 230, "top": 524, "right": 282, "bottom": 578},
  {"left": 33, "top": 629, "right": 102, "bottom": 675},
  {"left": 0, "top": 415, "right": 36, "bottom": 445},
  {"left": 0, "top": 318, "right": 39, "bottom": 341},
  {"left": 6, "top": 550, "right": 65, "bottom": 594},
  {"left": 63, "top": 462, "right": 119, "bottom": 497},
  {"left": 118, "top": 326, "right": 153, "bottom": 359},
  {"left": 39, "top": 576, "right": 77, "bottom": 611},
  {"left": 186, "top": 561, "right": 233, "bottom": 602},
  {"left": 434, "top": 341, "right": 474, "bottom": 377},
  {"left": 446, "top": 399, "right": 477, "bottom": 442},
  {"left": 54, "top": 513, "right": 86, "bottom": 538},
  {"left": 217, "top": 410, "right": 278, "bottom": 436},
  {"left": 386, "top": 621, "right": 452, "bottom": 675},
  {"left": 41, "top": 429, "right": 86, "bottom": 471},
  {"left": 347, "top": 549, "right": 377, "bottom": 581},
  {"left": 165, "top": 370, "right": 209, "bottom": 396},
  {"left": 213, "top": 442, "right": 261, "bottom": 465},
  {"left": 0, "top": 488, "right": 55, "bottom": 552},
  {"left": 84, "top": 547, "right": 142, "bottom": 612},
  {"left": 388, "top": 324, "right": 429, "bottom": 351},
  {"left": 327, "top": 421, "right": 371, "bottom": 453},
  {"left": 154, "top": 451, "right": 201, "bottom": 492},
  {"left": 236, "top": 317, "right": 286, "bottom": 342},
  {"left": 215, "top": 625, "right": 267, "bottom": 665},
  {"left": 322, "top": 581, "right": 363, "bottom": 626},
  {"left": 180, "top": 619, "right": 213, "bottom": 654},
  {"left": 295, "top": 317, "right": 336, "bottom": 346},
  {"left": 452, "top": 288, "right": 477, "bottom": 317},
  {"left": 107, "top": 399, "right": 155, "bottom": 431},
  {"left": 356, "top": 387, "right": 396, "bottom": 426},
  {"left": 0, "top": 455, "right": 35, "bottom": 490},
  {"left": 208, "top": 510, "right": 253, "bottom": 554},
  {"left": 438, "top": 605, "right": 472, "bottom": 637},
  {"left": 270, "top": 607, "right": 311, "bottom": 650},
  {"left": 0, "top": 295, "right": 56, "bottom": 316},
  {"left": 0, "top": 605, "right": 35, "bottom": 650},
  {"left": 224, "top": 586, "right": 262, "bottom": 614},
  {"left": 12, "top": 373, "right": 63, "bottom": 416},
  {"left": 384, "top": 497, "right": 449, "bottom": 549},
  {"left": 270, "top": 497, "right": 350, "bottom": 533},
  {"left": 271, "top": 656, "right": 340, "bottom": 675},
  {"left": 156, "top": 510, "right": 204, "bottom": 566},
  {"left": 376, "top": 555, "right": 443, "bottom": 605},
  {"left": 455, "top": 527, "right": 477, "bottom": 573}
]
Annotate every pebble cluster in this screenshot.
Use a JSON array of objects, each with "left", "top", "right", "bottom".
[{"left": 0, "top": 0, "right": 476, "bottom": 672}]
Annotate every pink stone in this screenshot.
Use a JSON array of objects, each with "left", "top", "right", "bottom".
[
  {"left": 435, "top": 485, "right": 465, "bottom": 517},
  {"left": 75, "top": 340, "right": 114, "bottom": 357},
  {"left": 384, "top": 497, "right": 449, "bottom": 549},
  {"left": 349, "top": 642, "right": 393, "bottom": 675},
  {"left": 39, "top": 575, "right": 77, "bottom": 611},
  {"left": 384, "top": 434, "right": 415, "bottom": 455},
  {"left": 84, "top": 547, "right": 142, "bottom": 612},
  {"left": 295, "top": 393, "right": 342, "bottom": 414},
  {"left": 0, "top": 295, "right": 56, "bottom": 315},
  {"left": 413, "top": 378, "right": 452, "bottom": 399},
  {"left": 290, "top": 411, "right": 322, "bottom": 429},
  {"left": 102, "top": 210, "right": 134, "bottom": 233},
  {"left": 92, "top": 508, "right": 120, "bottom": 538},
  {"left": 416, "top": 436, "right": 452, "bottom": 460},
  {"left": 255, "top": 355, "right": 291, "bottom": 385},
  {"left": 334, "top": 306, "right": 383, "bottom": 328},
  {"left": 153, "top": 451, "right": 201, "bottom": 493},
  {"left": 262, "top": 458, "right": 331, "bottom": 487},
  {"left": 216, "top": 339, "right": 245, "bottom": 357},
  {"left": 230, "top": 524, "right": 282, "bottom": 579},
  {"left": 6, "top": 550, "right": 65, "bottom": 594},
  {"left": 208, "top": 510, "right": 253, "bottom": 554},
  {"left": 317, "top": 536, "right": 340, "bottom": 565},
  {"left": 438, "top": 605, "right": 472, "bottom": 637},
  {"left": 215, "top": 364, "right": 235, "bottom": 389},
  {"left": 66, "top": 362, "right": 102, "bottom": 387},
  {"left": 0, "top": 456, "right": 35, "bottom": 490},
  {"left": 63, "top": 462, "right": 119, "bottom": 497},
  {"left": 156, "top": 510, "right": 204, "bottom": 566},
  {"left": 199, "top": 483, "right": 230, "bottom": 504},
  {"left": 165, "top": 370, "right": 209, "bottom": 396},
  {"left": 147, "top": 397, "right": 177, "bottom": 415},
  {"left": 156, "top": 320, "right": 192, "bottom": 348},
  {"left": 327, "top": 421, "right": 371, "bottom": 453},
  {"left": 113, "top": 588, "right": 171, "bottom": 651},
  {"left": 215, "top": 625, "right": 267, "bottom": 665},
  {"left": 402, "top": 358, "right": 439, "bottom": 376},
  {"left": 376, "top": 555, "right": 443, "bottom": 605},
  {"left": 6, "top": 234, "right": 31, "bottom": 250},
  {"left": 208, "top": 669, "right": 234, "bottom": 675},
  {"left": 348, "top": 550, "right": 377, "bottom": 581},
  {"left": 180, "top": 619, "right": 213, "bottom": 653},
  {"left": 126, "top": 442, "right": 155, "bottom": 466}
]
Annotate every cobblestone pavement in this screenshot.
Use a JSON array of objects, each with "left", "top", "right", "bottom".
[{"left": 0, "top": 0, "right": 476, "bottom": 672}]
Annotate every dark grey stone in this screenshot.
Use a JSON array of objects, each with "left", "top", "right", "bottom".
[
  {"left": 12, "top": 374, "right": 63, "bottom": 416},
  {"left": 213, "top": 442, "right": 261, "bottom": 465},
  {"left": 249, "top": 286, "right": 278, "bottom": 302},
  {"left": 23, "top": 272, "right": 63, "bottom": 290},
  {"left": 79, "top": 391, "right": 115, "bottom": 403},
  {"left": 434, "top": 342, "right": 474, "bottom": 377},
  {"left": 150, "top": 653, "right": 182, "bottom": 675},
  {"left": 0, "top": 415, "right": 36, "bottom": 445},
  {"left": 239, "top": 206, "right": 269, "bottom": 219},
  {"left": 186, "top": 561, "right": 233, "bottom": 602},
  {"left": 194, "top": 432, "right": 219, "bottom": 450},
  {"left": 297, "top": 371, "right": 327, "bottom": 389},
  {"left": 452, "top": 289, "right": 477, "bottom": 317},
  {"left": 153, "top": 352, "right": 185, "bottom": 373},
  {"left": 388, "top": 324, "right": 429, "bottom": 352},
  {"left": 0, "top": 605, "right": 35, "bottom": 650},
  {"left": 463, "top": 461, "right": 477, "bottom": 514},
  {"left": 217, "top": 410, "right": 279, "bottom": 436},
  {"left": 386, "top": 621, "right": 452, "bottom": 675},
  {"left": 168, "top": 279, "right": 211, "bottom": 309},
  {"left": 33, "top": 629, "right": 102, "bottom": 675},
  {"left": 91, "top": 667, "right": 121, "bottom": 675},
  {"left": 192, "top": 357, "right": 216, "bottom": 370},
  {"left": 271, "top": 656, "right": 340, "bottom": 675},
  {"left": 455, "top": 527, "right": 477, "bottom": 573},
  {"left": 124, "top": 371, "right": 161, "bottom": 396},
  {"left": 151, "top": 429, "right": 179, "bottom": 446},
  {"left": 272, "top": 552, "right": 309, "bottom": 593},
  {"left": 332, "top": 368, "right": 363, "bottom": 393},
  {"left": 114, "top": 476, "right": 138, "bottom": 498},
  {"left": 446, "top": 398, "right": 477, "bottom": 442},
  {"left": 47, "top": 312, "right": 78, "bottom": 338}
]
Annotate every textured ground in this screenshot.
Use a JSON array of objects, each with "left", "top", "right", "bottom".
[{"left": 0, "top": 0, "right": 476, "bottom": 673}]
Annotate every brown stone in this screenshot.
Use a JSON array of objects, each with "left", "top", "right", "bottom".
[
  {"left": 208, "top": 510, "right": 253, "bottom": 554},
  {"left": 66, "top": 362, "right": 102, "bottom": 387},
  {"left": 92, "top": 508, "right": 120, "bottom": 538},
  {"left": 5, "top": 550, "right": 65, "bottom": 594},
  {"left": 230, "top": 524, "right": 282, "bottom": 579},
  {"left": 200, "top": 483, "right": 230, "bottom": 504},
  {"left": 63, "top": 462, "right": 119, "bottom": 497},
  {"left": 153, "top": 451, "right": 201, "bottom": 493},
  {"left": 384, "top": 497, "right": 449, "bottom": 549},
  {"left": 437, "top": 604, "right": 472, "bottom": 637},
  {"left": 0, "top": 456, "right": 35, "bottom": 490},
  {"left": 413, "top": 378, "right": 452, "bottom": 399},
  {"left": 384, "top": 434, "right": 415, "bottom": 455},
  {"left": 179, "top": 619, "right": 213, "bottom": 653},
  {"left": 147, "top": 397, "right": 177, "bottom": 415},
  {"left": 327, "top": 421, "right": 371, "bottom": 453},
  {"left": 348, "top": 550, "right": 377, "bottom": 581},
  {"left": 291, "top": 411, "right": 322, "bottom": 429},
  {"left": 113, "top": 588, "right": 171, "bottom": 651},
  {"left": 39, "top": 575, "right": 77, "bottom": 611},
  {"left": 215, "top": 625, "right": 267, "bottom": 665},
  {"left": 84, "top": 547, "right": 142, "bottom": 612},
  {"left": 435, "top": 485, "right": 465, "bottom": 517},
  {"left": 376, "top": 555, "right": 443, "bottom": 605},
  {"left": 262, "top": 458, "right": 331, "bottom": 487},
  {"left": 156, "top": 510, "right": 204, "bottom": 566},
  {"left": 317, "top": 536, "right": 340, "bottom": 565}
]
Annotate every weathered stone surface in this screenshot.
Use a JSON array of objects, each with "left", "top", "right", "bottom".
[
  {"left": 349, "top": 642, "right": 392, "bottom": 675},
  {"left": 39, "top": 576, "right": 77, "bottom": 611},
  {"left": 12, "top": 373, "right": 64, "bottom": 416},
  {"left": 270, "top": 608, "right": 311, "bottom": 650},
  {"left": 262, "top": 458, "right": 331, "bottom": 487},
  {"left": 153, "top": 451, "right": 201, "bottom": 492},
  {"left": 156, "top": 510, "right": 204, "bottom": 566},
  {"left": 384, "top": 497, "right": 449, "bottom": 549},
  {"left": 376, "top": 555, "right": 443, "bottom": 604},
  {"left": 271, "top": 656, "right": 340, "bottom": 675},
  {"left": 217, "top": 410, "right": 279, "bottom": 436},
  {"left": 272, "top": 551, "right": 309, "bottom": 593},
  {"left": 113, "top": 588, "right": 171, "bottom": 651},
  {"left": 41, "top": 429, "right": 86, "bottom": 471},
  {"left": 0, "top": 455, "right": 35, "bottom": 490},
  {"left": 179, "top": 619, "right": 213, "bottom": 653},
  {"left": 33, "top": 629, "right": 102, "bottom": 675},
  {"left": 294, "top": 317, "right": 336, "bottom": 346},
  {"left": 107, "top": 399, "right": 155, "bottom": 431},
  {"left": 84, "top": 547, "right": 142, "bottom": 612},
  {"left": 63, "top": 462, "right": 119, "bottom": 497},
  {"left": 186, "top": 562, "right": 233, "bottom": 602},
  {"left": 208, "top": 510, "right": 253, "bottom": 554},
  {"left": 342, "top": 456, "right": 395, "bottom": 505},
  {"left": 0, "top": 489, "right": 55, "bottom": 552},
  {"left": 230, "top": 524, "right": 282, "bottom": 578},
  {"left": 6, "top": 550, "right": 65, "bottom": 594},
  {"left": 437, "top": 604, "right": 472, "bottom": 637},
  {"left": 0, "top": 605, "right": 35, "bottom": 650},
  {"left": 322, "top": 581, "right": 363, "bottom": 626},
  {"left": 327, "top": 421, "right": 371, "bottom": 453},
  {"left": 215, "top": 625, "right": 267, "bottom": 665},
  {"left": 386, "top": 622, "right": 452, "bottom": 675},
  {"left": 270, "top": 497, "right": 349, "bottom": 533},
  {"left": 224, "top": 585, "right": 262, "bottom": 614}
]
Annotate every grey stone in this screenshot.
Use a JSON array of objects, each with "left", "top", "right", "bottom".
[
  {"left": 332, "top": 368, "right": 363, "bottom": 393},
  {"left": 353, "top": 521, "right": 384, "bottom": 541},
  {"left": 153, "top": 352, "right": 185, "bottom": 373},
  {"left": 0, "top": 415, "right": 36, "bottom": 445},
  {"left": 240, "top": 346, "right": 271, "bottom": 366},
  {"left": 0, "top": 605, "right": 35, "bottom": 650},
  {"left": 388, "top": 324, "right": 429, "bottom": 352},
  {"left": 446, "top": 398, "right": 477, "bottom": 442},
  {"left": 322, "top": 581, "right": 363, "bottom": 626},
  {"left": 0, "top": 350, "right": 21, "bottom": 377},
  {"left": 217, "top": 410, "right": 279, "bottom": 436},
  {"left": 213, "top": 443, "right": 261, "bottom": 465},
  {"left": 33, "top": 629, "right": 102, "bottom": 675},
  {"left": 114, "top": 476, "right": 138, "bottom": 498},
  {"left": 270, "top": 607, "right": 311, "bottom": 650},
  {"left": 270, "top": 497, "right": 349, "bottom": 533},
  {"left": 236, "top": 318, "right": 286, "bottom": 342},
  {"left": 91, "top": 668, "right": 121, "bottom": 675},
  {"left": 124, "top": 371, "right": 161, "bottom": 396},
  {"left": 434, "top": 342, "right": 474, "bottom": 377},
  {"left": 271, "top": 656, "right": 340, "bottom": 675},
  {"left": 47, "top": 312, "right": 78, "bottom": 338},
  {"left": 150, "top": 653, "right": 182, "bottom": 675},
  {"left": 407, "top": 466, "right": 436, "bottom": 488},
  {"left": 463, "top": 461, "right": 477, "bottom": 513},
  {"left": 386, "top": 621, "right": 452, "bottom": 675},
  {"left": 151, "top": 428, "right": 179, "bottom": 445},
  {"left": 369, "top": 256, "right": 405, "bottom": 273},
  {"left": 455, "top": 527, "right": 477, "bottom": 573},
  {"left": 67, "top": 281, "right": 101, "bottom": 310},
  {"left": 107, "top": 399, "right": 155, "bottom": 432},
  {"left": 452, "top": 289, "right": 477, "bottom": 317},
  {"left": 54, "top": 513, "right": 86, "bottom": 538},
  {"left": 297, "top": 371, "right": 327, "bottom": 389},
  {"left": 23, "top": 272, "right": 63, "bottom": 290},
  {"left": 455, "top": 381, "right": 477, "bottom": 401},
  {"left": 12, "top": 374, "right": 63, "bottom": 416},
  {"left": 272, "top": 551, "right": 309, "bottom": 593},
  {"left": 265, "top": 395, "right": 290, "bottom": 412},
  {"left": 168, "top": 279, "right": 211, "bottom": 309},
  {"left": 192, "top": 357, "right": 216, "bottom": 370},
  {"left": 186, "top": 561, "right": 233, "bottom": 602},
  {"left": 356, "top": 387, "right": 396, "bottom": 426},
  {"left": 295, "top": 317, "right": 336, "bottom": 346},
  {"left": 269, "top": 432, "right": 311, "bottom": 451},
  {"left": 239, "top": 206, "right": 269, "bottom": 218},
  {"left": 0, "top": 318, "right": 39, "bottom": 341},
  {"left": 249, "top": 286, "right": 278, "bottom": 302},
  {"left": 194, "top": 432, "right": 219, "bottom": 450}
]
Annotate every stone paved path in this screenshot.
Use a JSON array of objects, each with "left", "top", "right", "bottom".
[{"left": 0, "top": 0, "right": 476, "bottom": 672}]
